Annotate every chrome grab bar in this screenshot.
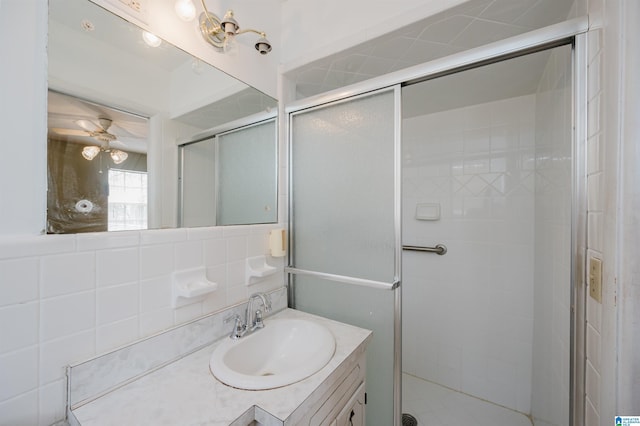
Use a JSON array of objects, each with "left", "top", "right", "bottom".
[{"left": 402, "top": 244, "right": 447, "bottom": 255}]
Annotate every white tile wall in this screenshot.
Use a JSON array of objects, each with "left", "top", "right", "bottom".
[
  {"left": 530, "top": 43, "right": 573, "bottom": 426},
  {"left": 402, "top": 94, "right": 537, "bottom": 414},
  {"left": 584, "top": 27, "right": 604, "bottom": 426},
  {"left": 0, "top": 224, "right": 285, "bottom": 425}
]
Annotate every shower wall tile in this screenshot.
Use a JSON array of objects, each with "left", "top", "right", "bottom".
[
  {"left": 0, "top": 224, "right": 286, "bottom": 423},
  {"left": 526, "top": 42, "right": 574, "bottom": 426},
  {"left": 402, "top": 94, "right": 537, "bottom": 414},
  {"left": 585, "top": 27, "right": 604, "bottom": 426}
]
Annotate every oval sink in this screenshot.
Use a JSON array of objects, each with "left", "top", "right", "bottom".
[{"left": 210, "top": 318, "right": 336, "bottom": 390}]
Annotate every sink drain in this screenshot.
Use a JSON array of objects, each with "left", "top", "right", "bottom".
[{"left": 402, "top": 413, "right": 418, "bottom": 426}]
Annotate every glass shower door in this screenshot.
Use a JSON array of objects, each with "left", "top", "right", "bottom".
[{"left": 288, "top": 88, "right": 400, "bottom": 426}]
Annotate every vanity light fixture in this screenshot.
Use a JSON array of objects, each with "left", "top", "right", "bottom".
[
  {"left": 176, "top": 0, "right": 271, "bottom": 55},
  {"left": 175, "top": 0, "right": 197, "bottom": 21}
]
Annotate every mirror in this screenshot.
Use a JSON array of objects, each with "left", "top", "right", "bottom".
[
  {"left": 179, "top": 115, "right": 278, "bottom": 227},
  {"left": 47, "top": 0, "right": 278, "bottom": 234}
]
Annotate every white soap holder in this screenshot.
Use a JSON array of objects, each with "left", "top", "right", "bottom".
[
  {"left": 246, "top": 255, "right": 278, "bottom": 286},
  {"left": 415, "top": 203, "right": 441, "bottom": 221},
  {"left": 171, "top": 267, "right": 218, "bottom": 308}
]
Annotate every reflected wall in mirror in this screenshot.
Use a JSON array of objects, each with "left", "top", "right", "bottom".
[
  {"left": 179, "top": 115, "right": 277, "bottom": 227},
  {"left": 47, "top": 0, "right": 278, "bottom": 234}
]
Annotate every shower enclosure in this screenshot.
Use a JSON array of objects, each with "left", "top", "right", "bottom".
[
  {"left": 401, "top": 44, "right": 575, "bottom": 426},
  {"left": 287, "top": 21, "right": 586, "bottom": 426}
]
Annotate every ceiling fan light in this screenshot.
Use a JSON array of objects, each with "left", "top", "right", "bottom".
[
  {"left": 110, "top": 149, "right": 128, "bottom": 164},
  {"left": 82, "top": 145, "right": 101, "bottom": 161}
]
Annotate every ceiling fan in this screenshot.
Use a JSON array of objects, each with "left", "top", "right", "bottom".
[{"left": 52, "top": 117, "right": 129, "bottom": 164}]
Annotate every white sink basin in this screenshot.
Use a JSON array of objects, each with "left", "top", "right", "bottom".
[{"left": 209, "top": 318, "right": 336, "bottom": 390}]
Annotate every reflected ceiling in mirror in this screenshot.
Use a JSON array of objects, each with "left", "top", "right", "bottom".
[{"left": 47, "top": 0, "right": 278, "bottom": 234}]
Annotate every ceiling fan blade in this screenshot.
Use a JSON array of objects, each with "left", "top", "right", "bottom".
[
  {"left": 51, "top": 128, "right": 91, "bottom": 137},
  {"left": 109, "top": 121, "right": 148, "bottom": 139},
  {"left": 75, "top": 119, "right": 100, "bottom": 132}
]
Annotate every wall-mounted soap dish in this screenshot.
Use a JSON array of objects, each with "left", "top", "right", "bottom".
[
  {"left": 246, "top": 255, "right": 278, "bottom": 286},
  {"left": 172, "top": 267, "right": 218, "bottom": 308}
]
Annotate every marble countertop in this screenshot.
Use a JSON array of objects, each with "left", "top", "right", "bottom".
[{"left": 71, "top": 309, "right": 372, "bottom": 426}]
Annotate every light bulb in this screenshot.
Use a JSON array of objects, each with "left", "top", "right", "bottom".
[
  {"left": 174, "top": 0, "right": 196, "bottom": 22},
  {"left": 142, "top": 31, "right": 162, "bottom": 47},
  {"left": 82, "top": 146, "right": 100, "bottom": 161},
  {"left": 223, "top": 34, "right": 238, "bottom": 55},
  {"left": 110, "top": 150, "right": 129, "bottom": 164}
]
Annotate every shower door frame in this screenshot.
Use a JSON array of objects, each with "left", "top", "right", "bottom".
[{"left": 286, "top": 16, "right": 588, "bottom": 426}]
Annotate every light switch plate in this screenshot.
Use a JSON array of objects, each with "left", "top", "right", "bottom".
[{"left": 589, "top": 257, "right": 602, "bottom": 303}]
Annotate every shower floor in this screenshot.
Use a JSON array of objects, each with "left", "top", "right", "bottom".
[{"left": 402, "top": 373, "right": 532, "bottom": 426}]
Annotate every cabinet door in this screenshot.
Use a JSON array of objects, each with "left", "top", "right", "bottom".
[{"left": 335, "top": 383, "right": 365, "bottom": 426}]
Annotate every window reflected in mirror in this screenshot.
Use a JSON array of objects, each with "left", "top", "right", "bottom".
[{"left": 47, "top": 91, "right": 149, "bottom": 234}]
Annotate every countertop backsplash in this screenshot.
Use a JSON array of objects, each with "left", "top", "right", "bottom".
[{"left": 67, "top": 286, "right": 287, "bottom": 411}]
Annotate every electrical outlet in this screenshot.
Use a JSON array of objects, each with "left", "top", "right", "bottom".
[{"left": 589, "top": 257, "right": 602, "bottom": 303}]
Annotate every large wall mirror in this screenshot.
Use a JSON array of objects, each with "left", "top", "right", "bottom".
[{"left": 47, "top": 0, "right": 278, "bottom": 234}]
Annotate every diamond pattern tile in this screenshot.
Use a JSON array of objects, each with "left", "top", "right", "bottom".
[{"left": 286, "top": 0, "right": 575, "bottom": 99}]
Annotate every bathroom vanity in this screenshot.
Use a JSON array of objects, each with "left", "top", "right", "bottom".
[{"left": 68, "top": 305, "right": 371, "bottom": 426}]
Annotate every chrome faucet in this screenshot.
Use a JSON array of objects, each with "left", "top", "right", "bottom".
[
  {"left": 223, "top": 292, "right": 272, "bottom": 340},
  {"left": 245, "top": 292, "right": 272, "bottom": 332}
]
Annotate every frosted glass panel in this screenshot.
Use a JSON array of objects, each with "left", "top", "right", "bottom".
[
  {"left": 181, "top": 138, "right": 216, "bottom": 227},
  {"left": 290, "top": 89, "right": 397, "bottom": 426},
  {"left": 294, "top": 275, "right": 395, "bottom": 426},
  {"left": 218, "top": 120, "right": 277, "bottom": 225},
  {"left": 291, "top": 91, "right": 396, "bottom": 282}
]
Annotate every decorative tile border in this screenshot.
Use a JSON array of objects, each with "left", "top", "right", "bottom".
[{"left": 67, "top": 286, "right": 287, "bottom": 409}]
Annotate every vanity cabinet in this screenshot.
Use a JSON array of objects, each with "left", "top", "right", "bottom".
[
  {"left": 334, "top": 382, "right": 365, "bottom": 426},
  {"left": 69, "top": 308, "right": 373, "bottom": 426},
  {"left": 301, "top": 352, "right": 367, "bottom": 426}
]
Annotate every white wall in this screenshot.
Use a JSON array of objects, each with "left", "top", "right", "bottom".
[
  {"left": 0, "top": 0, "right": 47, "bottom": 235},
  {"left": 586, "top": 0, "right": 640, "bottom": 423},
  {"left": 402, "top": 94, "right": 537, "bottom": 414},
  {"left": 0, "top": 1, "right": 286, "bottom": 424},
  {"left": 0, "top": 226, "right": 285, "bottom": 425},
  {"left": 91, "top": 0, "right": 280, "bottom": 99}
]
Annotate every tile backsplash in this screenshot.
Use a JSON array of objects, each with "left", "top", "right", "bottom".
[{"left": 0, "top": 225, "right": 285, "bottom": 426}]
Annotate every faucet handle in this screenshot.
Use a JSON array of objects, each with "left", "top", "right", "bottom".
[
  {"left": 223, "top": 313, "right": 245, "bottom": 340},
  {"left": 252, "top": 309, "right": 265, "bottom": 330}
]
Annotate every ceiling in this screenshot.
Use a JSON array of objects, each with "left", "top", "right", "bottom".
[
  {"left": 48, "top": 91, "right": 149, "bottom": 153},
  {"left": 285, "top": 0, "right": 577, "bottom": 99},
  {"left": 48, "top": 0, "right": 192, "bottom": 72}
]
